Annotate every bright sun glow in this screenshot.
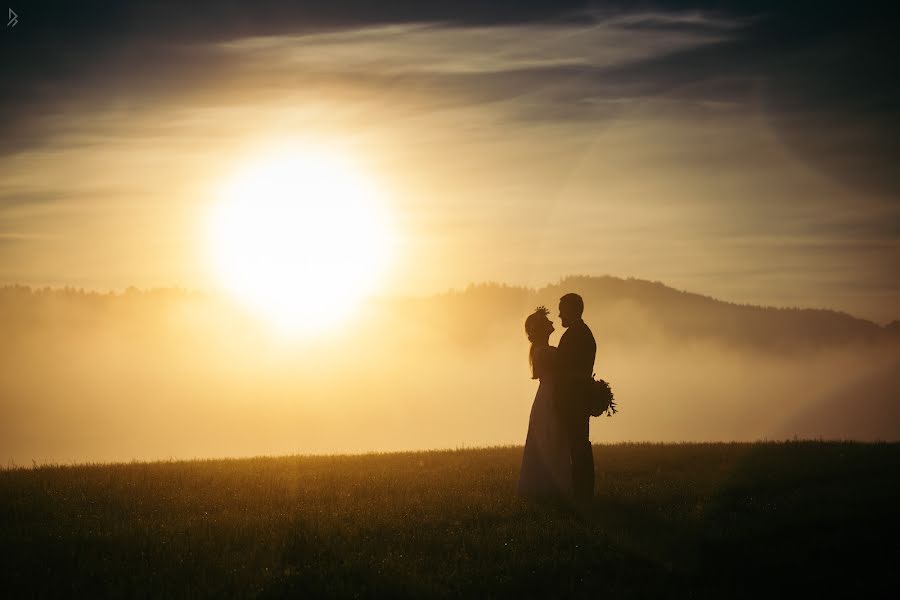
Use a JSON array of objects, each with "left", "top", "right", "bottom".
[{"left": 207, "top": 146, "right": 392, "bottom": 334}]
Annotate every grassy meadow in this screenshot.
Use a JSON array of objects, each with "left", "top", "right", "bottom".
[{"left": 2, "top": 442, "right": 898, "bottom": 598}]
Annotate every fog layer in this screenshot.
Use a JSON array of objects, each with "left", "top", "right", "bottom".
[{"left": 2, "top": 276, "right": 898, "bottom": 464}]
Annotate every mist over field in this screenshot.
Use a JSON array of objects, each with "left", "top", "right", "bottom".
[{"left": 2, "top": 275, "right": 898, "bottom": 464}]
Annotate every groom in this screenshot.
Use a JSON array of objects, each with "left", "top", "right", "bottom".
[{"left": 556, "top": 293, "right": 596, "bottom": 504}]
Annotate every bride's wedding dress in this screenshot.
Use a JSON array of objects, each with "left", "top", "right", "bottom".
[{"left": 517, "top": 345, "right": 573, "bottom": 499}]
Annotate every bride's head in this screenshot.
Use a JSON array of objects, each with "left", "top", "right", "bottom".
[
  {"left": 525, "top": 306, "right": 554, "bottom": 378},
  {"left": 525, "top": 306, "right": 554, "bottom": 344}
]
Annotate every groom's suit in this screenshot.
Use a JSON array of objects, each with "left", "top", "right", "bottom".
[{"left": 556, "top": 318, "right": 596, "bottom": 502}]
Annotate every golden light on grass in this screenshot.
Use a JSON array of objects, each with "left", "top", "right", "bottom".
[{"left": 206, "top": 144, "right": 393, "bottom": 334}]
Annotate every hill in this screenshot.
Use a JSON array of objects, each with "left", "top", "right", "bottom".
[
  {"left": 2, "top": 443, "right": 898, "bottom": 598},
  {"left": 3, "top": 275, "right": 897, "bottom": 353},
  {"left": 380, "top": 275, "right": 898, "bottom": 353}
]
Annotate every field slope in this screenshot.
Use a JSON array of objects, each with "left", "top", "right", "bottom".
[{"left": 2, "top": 442, "right": 899, "bottom": 598}]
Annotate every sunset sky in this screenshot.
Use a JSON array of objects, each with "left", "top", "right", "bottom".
[{"left": 1, "top": 1, "right": 898, "bottom": 323}]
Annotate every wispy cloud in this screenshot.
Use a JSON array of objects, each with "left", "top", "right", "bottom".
[{"left": 222, "top": 15, "right": 735, "bottom": 75}]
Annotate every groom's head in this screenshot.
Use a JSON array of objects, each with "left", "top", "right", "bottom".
[{"left": 558, "top": 293, "right": 584, "bottom": 328}]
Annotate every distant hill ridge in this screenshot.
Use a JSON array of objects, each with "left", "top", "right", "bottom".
[
  {"left": 394, "top": 275, "right": 899, "bottom": 352},
  {"left": 2, "top": 275, "right": 898, "bottom": 352}
]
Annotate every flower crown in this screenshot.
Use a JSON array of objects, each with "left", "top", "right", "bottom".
[{"left": 533, "top": 305, "right": 549, "bottom": 317}]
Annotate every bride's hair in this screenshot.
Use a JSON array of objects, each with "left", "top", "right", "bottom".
[{"left": 525, "top": 306, "right": 550, "bottom": 379}]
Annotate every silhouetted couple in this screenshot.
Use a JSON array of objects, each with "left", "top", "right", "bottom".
[{"left": 518, "top": 293, "right": 596, "bottom": 506}]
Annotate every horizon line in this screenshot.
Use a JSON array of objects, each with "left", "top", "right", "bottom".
[{"left": 2, "top": 274, "right": 897, "bottom": 325}]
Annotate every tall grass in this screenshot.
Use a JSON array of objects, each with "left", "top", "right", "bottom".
[{"left": 2, "top": 442, "right": 898, "bottom": 598}]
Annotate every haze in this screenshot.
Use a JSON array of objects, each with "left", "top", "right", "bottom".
[{"left": 2, "top": 277, "right": 898, "bottom": 464}]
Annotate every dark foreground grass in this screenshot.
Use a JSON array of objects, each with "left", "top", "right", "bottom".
[{"left": 2, "top": 442, "right": 899, "bottom": 598}]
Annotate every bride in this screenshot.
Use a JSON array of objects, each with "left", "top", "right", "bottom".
[{"left": 517, "top": 306, "right": 573, "bottom": 500}]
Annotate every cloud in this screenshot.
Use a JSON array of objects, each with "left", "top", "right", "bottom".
[
  {"left": 3, "top": 1, "right": 897, "bottom": 203},
  {"left": 221, "top": 15, "right": 733, "bottom": 75}
]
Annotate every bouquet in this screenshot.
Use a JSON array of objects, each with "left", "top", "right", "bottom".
[{"left": 588, "top": 375, "right": 617, "bottom": 417}]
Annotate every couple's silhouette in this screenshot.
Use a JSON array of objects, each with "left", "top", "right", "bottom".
[{"left": 518, "top": 293, "right": 596, "bottom": 504}]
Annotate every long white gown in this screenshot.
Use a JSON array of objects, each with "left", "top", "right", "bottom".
[{"left": 517, "top": 345, "right": 573, "bottom": 500}]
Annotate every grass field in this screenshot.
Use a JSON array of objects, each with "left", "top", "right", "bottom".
[{"left": 2, "top": 442, "right": 898, "bottom": 598}]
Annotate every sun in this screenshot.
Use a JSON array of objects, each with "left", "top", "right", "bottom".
[{"left": 207, "top": 146, "right": 393, "bottom": 334}]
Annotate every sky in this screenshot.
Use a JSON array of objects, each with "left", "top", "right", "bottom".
[{"left": 1, "top": 0, "right": 898, "bottom": 323}]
